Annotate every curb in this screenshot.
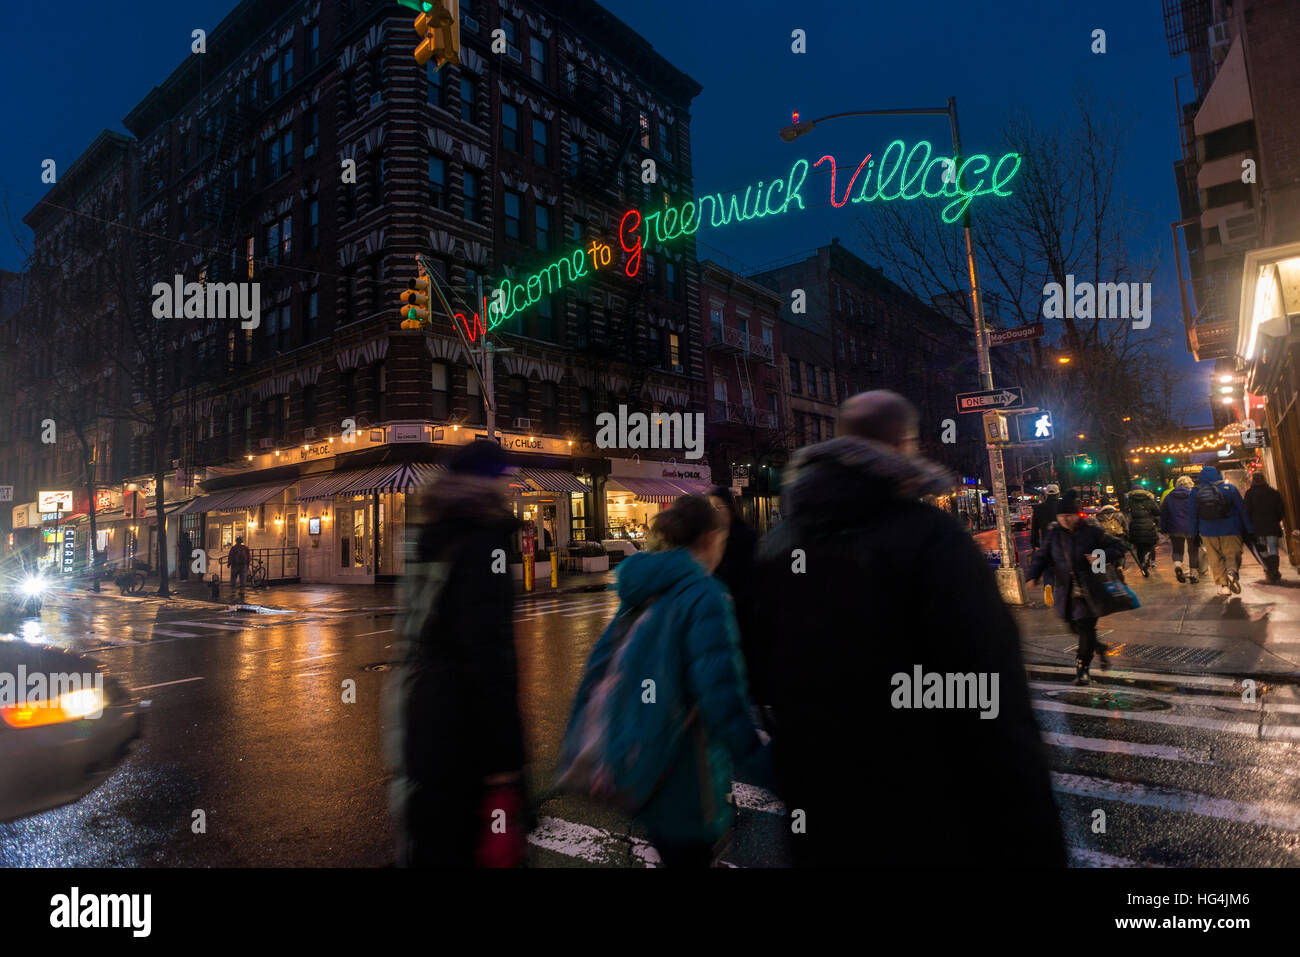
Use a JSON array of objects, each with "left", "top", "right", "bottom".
[
  {"left": 1025, "top": 661, "right": 1300, "bottom": 692},
  {"left": 515, "top": 582, "right": 614, "bottom": 604}
]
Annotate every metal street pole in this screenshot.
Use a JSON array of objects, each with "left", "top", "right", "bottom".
[
  {"left": 478, "top": 276, "right": 495, "bottom": 442},
  {"left": 778, "top": 98, "right": 1025, "bottom": 603}
]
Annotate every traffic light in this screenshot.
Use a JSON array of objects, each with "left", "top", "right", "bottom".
[
  {"left": 412, "top": 0, "right": 459, "bottom": 68},
  {"left": 400, "top": 275, "right": 432, "bottom": 328},
  {"left": 1163, "top": 456, "right": 1175, "bottom": 465}
]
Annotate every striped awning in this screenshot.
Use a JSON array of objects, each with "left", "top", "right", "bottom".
[
  {"left": 515, "top": 467, "right": 588, "bottom": 494},
  {"left": 668, "top": 479, "right": 712, "bottom": 496},
  {"left": 337, "top": 462, "right": 445, "bottom": 497},
  {"left": 296, "top": 469, "right": 374, "bottom": 502},
  {"left": 607, "top": 476, "right": 687, "bottom": 505},
  {"left": 178, "top": 481, "right": 292, "bottom": 514}
]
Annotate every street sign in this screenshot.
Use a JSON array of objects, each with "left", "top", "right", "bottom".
[
  {"left": 956, "top": 387, "right": 1024, "bottom": 413},
  {"left": 0, "top": 486, "right": 11, "bottom": 502},
  {"left": 1015, "top": 409, "right": 1055, "bottom": 442},
  {"left": 1241, "top": 426, "right": 1270, "bottom": 449},
  {"left": 988, "top": 322, "right": 1045, "bottom": 347},
  {"left": 62, "top": 527, "right": 76, "bottom": 574}
]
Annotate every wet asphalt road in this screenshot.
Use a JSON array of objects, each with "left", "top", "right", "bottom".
[{"left": 2, "top": 586, "right": 1299, "bottom": 867}]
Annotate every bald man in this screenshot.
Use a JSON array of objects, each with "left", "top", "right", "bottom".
[{"left": 752, "top": 390, "right": 1064, "bottom": 867}]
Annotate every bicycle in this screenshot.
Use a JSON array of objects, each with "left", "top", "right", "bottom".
[{"left": 249, "top": 557, "right": 268, "bottom": 587}]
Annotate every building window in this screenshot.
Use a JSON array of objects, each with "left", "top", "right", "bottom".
[
  {"left": 669, "top": 333, "right": 681, "bottom": 368},
  {"left": 508, "top": 375, "right": 529, "bottom": 421},
  {"left": 532, "top": 118, "right": 549, "bottom": 166},
  {"left": 504, "top": 190, "right": 521, "bottom": 240},
  {"left": 373, "top": 362, "right": 387, "bottom": 421},
  {"left": 768, "top": 393, "right": 779, "bottom": 417},
  {"left": 611, "top": 92, "right": 621, "bottom": 126},
  {"left": 658, "top": 121, "right": 672, "bottom": 161},
  {"left": 579, "top": 387, "right": 595, "bottom": 438},
  {"left": 789, "top": 356, "right": 801, "bottom": 393},
  {"left": 306, "top": 22, "right": 320, "bottom": 70},
  {"left": 428, "top": 155, "right": 447, "bottom": 210},
  {"left": 462, "top": 168, "right": 480, "bottom": 222},
  {"left": 502, "top": 103, "right": 519, "bottom": 151},
  {"left": 464, "top": 267, "right": 479, "bottom": 300},
  {"left": 567, "top": 139, "right": 581, "bottom": 176},
  {"left": 305, "top": 291, "right": 318, "bottom": 343},
  {"left": 305, "top": 109, "right": 319, "bottom": 157},
  {"left": 427, "top": 60, "right": 446, "bottom": 107},
  {"left": 371, "top": 152, "right": 385, "bottom": 203},
  {"left": 529, "top": 36, "right": 547, "bottom": 84},
  {"left": 266, "top": 129, "right": 293, "bottom": 179},
  {"left": 268, "top": 45, "right": 293, "bottom": 100},
  {"left": 460, "top": 75, "right": 477, "bottom": 124},
  {"left": 302, "top": 384, "right": 318, "bottom": 426},
  {"left": 341, "top": 369, "right": 356, "bottom": 413},
  {"left": 713, "top": 378, "right": 727, "bottom": 402},
  {"left": 666, "top": 262, "right": 679, "bottom": 301},
  {"left": 833, "top": 281, "right": 842, "bottom": 311},
  {"left": 638, "top": 111, "right": 650, "bottom": 149},
  {"left": 535, "top": 203, "right": 551, "bottom": 251},
  {"left": 534, "top": 295, "right": 554, "bottom": 341},
  {"left": 307, "top": 199, "right": 319, "bottom": 250},
  {"left": 466, "top": 367, "right": 485, "bottom": 425},
  {"left": 540, "top": 381, "right": 559, "bottom": 433},
  {"left": 822, "top": 369, "right": 831, "bottom": 400},
  {"left": 431, "top": 362, "right": 449, "bottom": 420},
  {"left": 501, "top": 17, "right": 518, "bottom": 47}
]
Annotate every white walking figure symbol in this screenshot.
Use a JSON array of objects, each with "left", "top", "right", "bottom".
[{"left": 1034, "top": 414, "right": 1051, "bottom": 438}]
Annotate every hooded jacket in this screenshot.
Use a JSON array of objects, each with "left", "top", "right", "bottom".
[
  {"left": 1190, "top": 466, "right": 1251, "bottom": 539},
  {"left": 1125, "top": 488, "right": 1160, "bottom": 542},
  {"left": 1160, "top": 483, "right": 1197, "bottom": 537},
  {"left": 384, "top": 473, "right": 526, "bottom": 865},
  {"left": 1244, "top": 480, "right": 1286, "bottom": 538},
  {"left": 751, "top": 436, "right": 1066, "bottom": 867},
  {"left": 572, "top": 546, "right": 761, "bottom": 844}
]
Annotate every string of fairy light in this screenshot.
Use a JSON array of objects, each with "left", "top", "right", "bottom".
[{"left": 1130, "top": 425, "right": 1247, "bottom": 457}]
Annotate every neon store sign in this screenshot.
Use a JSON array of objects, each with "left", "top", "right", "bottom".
[{"left": 485, "top": 139, "right": 1022, "bottom": 328}]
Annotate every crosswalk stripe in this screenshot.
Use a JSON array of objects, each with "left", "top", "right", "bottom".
[
  {"left": 150, "top": 628, "right": 201, "bottom": 638},
  {"left": 1031, "top": 697, "right": 1300, "bottom": 740},
  {"left": 1028, "top": 663, "right": 1243, "bottom": 691},
  {"left": 1068, "top": 847, "right": 1153, "bottom": 868},
  {"left": 1028, "top": 680, "right": 1300, "bottom": 714},
  {"left": 1051, "top": 771, "right": 1300, "bottom": 833},
  {"left": 528, "top": 815, "right": 660, "bottom": 867},
  {"left": 132, "top": 676, "right": 205, "bottom": 691},
  {"left": 1040, "top": 730, "right": 1211, "bottom": 763}
]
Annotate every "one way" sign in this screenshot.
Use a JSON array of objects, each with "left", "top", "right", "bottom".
[{"left": 956, "top": 387, "right": 1024, "bottom": 414}]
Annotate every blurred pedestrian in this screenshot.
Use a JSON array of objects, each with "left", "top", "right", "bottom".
[
  {"left": 1031, "top": 485, "right": 1060, "bottom": 550},
  {"left": 751, "top": 390, "right": 1065, "bottom": 867},
  {"left": 557, "top": 494, "right": 762, "bottom": 868},
  {"left": 1191, "top": 465, "right": 1252, "bottom": 596},
  {"left": 1161, "top": 475, "right": 1201, "bottom": 584},
  {"left": 227, "top": 536, "right": 250, "bottom": 600},
  {"left": 385, "top": 440, "right": 528, "bottom": 867},
  {"left": 1026, "top": 490, "right": 1131, "bottom": 685},
  {"left": 706, "top": 486, "right": 764, "bottom": 704},
  {"left": 1125, "top": 486, "right": 1160, "bottom": 574},
  {"left": 1244, "top": 472, "right": 1286, "bottom": 584}
]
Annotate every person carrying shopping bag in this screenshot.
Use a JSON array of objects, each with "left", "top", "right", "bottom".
[{"left": 1027, "top": 490, "right": 1134, "bottom": 686}]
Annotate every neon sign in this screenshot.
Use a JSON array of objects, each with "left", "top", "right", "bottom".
[{"left": 487, "top": 139, "right": 1021, "bottom": 327}]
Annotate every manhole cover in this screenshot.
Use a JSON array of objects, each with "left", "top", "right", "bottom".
[
  {"left": 1050, "top": 690, "right": 1172, "bottom": 712},
  {"left": 362, "top": 662, "right": 394, "bottom": 672}
]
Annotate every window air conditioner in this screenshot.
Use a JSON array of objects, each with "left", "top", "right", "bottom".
[
  {"left": 513, "top": 417, "right": 532, "bottom": 430},
  {"left": 303, "top": 426, "right": 317, "bottom": 439},
  {"left": 507, "top": 45, "right": 523, "bottom": 64},
  {"left": 259, "top": 437, "right": 274, "bottom": 450}
]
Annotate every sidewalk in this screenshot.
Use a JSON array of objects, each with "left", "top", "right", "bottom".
[
  {"left": 70, "top": 566, "right": 616, "bottom": 613},
  {"left": 1013, "top": 540, "right": 1300, "bottom": 681}
]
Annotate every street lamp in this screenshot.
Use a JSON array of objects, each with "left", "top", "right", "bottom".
[{"left": 779, "top": 98, "right": 1025, "bottom": 604}]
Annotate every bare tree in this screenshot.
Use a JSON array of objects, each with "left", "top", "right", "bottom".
[{"left": 855, "top": 95, "right": 1174, "bottom": 492}]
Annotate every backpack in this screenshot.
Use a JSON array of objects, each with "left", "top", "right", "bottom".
[
  {"left": 1099, "top": 513, "right": 1126, "bottom": 538},
  {"left": 555, "top": 593, "right": 697, "bottom": 814},
  {"left": 1196, "top": 483, "right": 1231, "bottom": 521}
]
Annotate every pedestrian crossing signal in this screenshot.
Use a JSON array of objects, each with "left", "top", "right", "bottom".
[{"left": 1015, "top": 409, "right": 1055, "bottom": 442}]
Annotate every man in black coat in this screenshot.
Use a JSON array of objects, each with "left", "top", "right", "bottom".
[
  {"left": 1244, "top": 472, "right": 1287, "bottom": 583},
  {"left": 385, "top": 441, "right": 527, "bottom": 867},
  {"left": 752, "top": 391, "right": 1065, "bottom": 868},
  {"left": 707, "top": 486, "right": 763, "bottom": 702},
  {"left": 1031, "top": 485, "right": 1060, "bottom": 550}
]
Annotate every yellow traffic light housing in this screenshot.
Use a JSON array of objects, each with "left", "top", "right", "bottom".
[
  {"left": 400, "top": 276, "right": 432, "bottom": 328},
  {"left": 413, "top": 1, "right": 459, "bottom": 68}
]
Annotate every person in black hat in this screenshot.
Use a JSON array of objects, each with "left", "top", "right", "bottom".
[
  {"left": 384, "top": 440, "right": 529, "bottom": 866},
  {"left": 1026, "top": 489, "right": 1130, "bottom": 685}
]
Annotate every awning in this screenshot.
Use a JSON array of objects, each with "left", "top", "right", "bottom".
[
  {"left": 337, "top": 462, "right": 445, "bottom": 497},
  {"left": 668, "top": 479, "right": 712, "bottom": 496},
  {"left": 296, "top": 469, "right": 374, "bottom": 502},
  {"left": 179, "top": 481, "right": 292, "bottom": 514},
  {"left": 607, "top": 477, "right": 687, "bottom": 505},
  {"left": 515, "top": 467, "right": 589, "bottom": 494}
]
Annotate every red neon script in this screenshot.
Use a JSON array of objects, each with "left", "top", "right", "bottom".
[
  {"left": 619, "top": 209, "right": 643, "bottom": 278},
  {"left": 814, "top": 153, "right": 871, "bottom": 208},
  {"left": 455, "top": 298, "right": 488, "bottom": 342}
]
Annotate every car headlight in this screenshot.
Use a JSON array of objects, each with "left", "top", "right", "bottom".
[
  {"left": 19, "top": 577, "right": 47, "bottom": 598},
  {"left": 1, "top": 687, "right": 105, "bottom": 728}
]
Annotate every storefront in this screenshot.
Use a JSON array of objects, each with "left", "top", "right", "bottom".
[{"left": 604, "top": 458, "right": 712, "bottom": 541}]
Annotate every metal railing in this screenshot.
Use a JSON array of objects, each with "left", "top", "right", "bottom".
[
  {"left": 709, "top": 401, "right": 777, "bottom": 428},
  {"left": 215, "top": 546, "right": 299, "bottom": 583}
]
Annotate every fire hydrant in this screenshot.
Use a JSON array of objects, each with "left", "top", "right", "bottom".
[{"left": 208, "top": 572, "right": 221, "bottom": 600}]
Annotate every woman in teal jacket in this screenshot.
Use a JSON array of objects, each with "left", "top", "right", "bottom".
[{"left": 565, "top": 495, "right": 763, "bottom": 867}]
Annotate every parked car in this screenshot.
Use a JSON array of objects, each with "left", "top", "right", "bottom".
[
  {"left": 0, "top": 640, "right": 145, "bottom": 822},
  {"left": 601, "top": 539, "right": 642, "bottom": 564}
]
